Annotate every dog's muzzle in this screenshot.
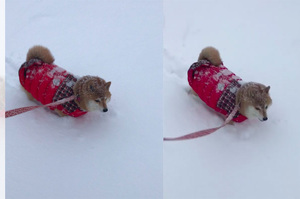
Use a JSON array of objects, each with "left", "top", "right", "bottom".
[
  {"left": 263, "top": 117, "right": 268, "bottom": 121},
  {"left": 260, "top": 117, "right": 268, "bottom": 121}
]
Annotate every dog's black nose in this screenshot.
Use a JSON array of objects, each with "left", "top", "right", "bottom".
[
  {"left": 103, "top": 108, "right": 108, "bottom": 112},
  {"left": 263, "top": 117, "right": 268, "bottom": 121}
]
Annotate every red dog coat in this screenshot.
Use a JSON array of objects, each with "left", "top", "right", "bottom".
[
  {"left": 188, "top": 60, "right": 247, "bottom": 122},
  {"left": 19, "top": 59, "right": 87, "bottom": 117}
]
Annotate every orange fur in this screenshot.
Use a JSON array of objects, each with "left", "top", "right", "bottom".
[
  {"left": 26, "top": 45, "right": 55, "bottom": 64},
  {"left": 73, "top": 76, "right": 111, "bottom": 112},
  {"left": 198, "top": 46, "right": 222, "bottom": 66},
  {"left": 236, "top": 83, "right": 272, "bottom": 121}
]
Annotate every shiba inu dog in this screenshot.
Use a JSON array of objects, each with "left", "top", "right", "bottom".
[
  {"left": 19, "top": 45, "right": 111, "bottom": 117},
  {"left": 189, "top": 47, "right": 272, "bottom": 122},
  {"left": 236, "top": 82, "right": 271, "bottom": 121}
]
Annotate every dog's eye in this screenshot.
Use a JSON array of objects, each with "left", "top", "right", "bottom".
[
  {"left": 95, "top": 99, "right": 100, "bottom": 103},
  {"left": 265, "top": 106, "right": 268, "bottom": 109},
  {"left": 255, "top": 107, "right": 261, "bottom": 111}
]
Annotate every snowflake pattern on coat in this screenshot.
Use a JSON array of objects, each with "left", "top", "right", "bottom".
[
  {"left": 19, "top": 59, "right": 87, "bottom": 117},
  {"left": 188, "top": 60, "right": 247, "bottom": 122}
]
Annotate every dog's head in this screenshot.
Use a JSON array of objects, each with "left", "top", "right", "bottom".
[
  {"left": 73, "top": 76, "right": 111, "bottom": 112},
  {"left": 237, "top": 82, "right": 272, "bottom": 121}
]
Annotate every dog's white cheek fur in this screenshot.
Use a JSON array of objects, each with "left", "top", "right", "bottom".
[
  {"left": 244, "top": 106, "right": 264, "bottom": 121},
  {"left": 87, "top": 100, "right": 103, "bottom": 111}
]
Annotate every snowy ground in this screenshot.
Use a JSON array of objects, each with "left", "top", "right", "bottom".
[
  {"left": 6, "top": 1, "right": 162, "bottom": 199},
  {"left": 5, "top": 0, "right": 300, "bottom": 198},
  {"left": 163, "top": 1, "right": 300, "bottom": 199},
  {"left": 0, "top": 77, "right": 4, "bottom": 199},
  {"left": 1, "top": 0, "right": 5, "bottom": 198}
]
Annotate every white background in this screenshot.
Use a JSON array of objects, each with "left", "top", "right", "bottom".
[
  {"left": 164, "top": 1, "right": 300, "bottom": 199},
  {"left": 6, "top": 1, "right": 162, "bottom": 199}
]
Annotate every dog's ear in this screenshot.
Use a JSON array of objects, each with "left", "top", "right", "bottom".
[
  {"left": 89, "top": 85, "right": 95, "bottom": 92},
  {"left": 265, "top": 86, "right": 270, "bottom": 93},
  {"left": 105, "top": 82, "right": 111, "bottom": 90}
]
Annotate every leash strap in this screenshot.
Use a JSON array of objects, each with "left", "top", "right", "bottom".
[
  {"left": 163, "top": 106, "right": 239, "bottom": 141},
  {"left": 5, "top": 95, "right": 76, "bottom": 118}
]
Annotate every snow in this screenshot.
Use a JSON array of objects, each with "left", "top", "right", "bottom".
[
  {"left": 0, "top": 0, "right": 5, "bottom": 197},
  {"left": 6, "top": 1, "right": 162, "bottom": 199},
  {"left": 52, "top": 79, "right": 61, "bottom": 87},
  {"left": 164, "top": 1, "right": 300, "bottom": 199},
  {"left": 5, "top": 0, "right": 300, "bottom": 198}
]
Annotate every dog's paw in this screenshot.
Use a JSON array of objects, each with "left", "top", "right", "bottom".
[
  {"left": 187, "top": 88, "right": 198, "bottom": 96},
  {"left": 54, "top": 109, "right": 68, "bottom": 117},
  {"left": 227, "top": 120, "right": 235, "bottom": 125}
]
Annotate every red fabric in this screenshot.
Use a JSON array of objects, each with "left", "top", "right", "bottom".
[
  {"left": 19, "top": 59, "right": 87, "bottom": 117},
  {"left": 188, "top": 60, "right": 247, "bottom": 123}
]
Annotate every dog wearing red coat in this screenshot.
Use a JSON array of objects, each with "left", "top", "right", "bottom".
[
  {"left": 189, "top": 47, "right": 272, "bottom": 123},
  {"left": 19, "top": 45, "right": 112, "bottom": 117}
]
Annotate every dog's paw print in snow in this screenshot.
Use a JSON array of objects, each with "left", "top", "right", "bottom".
[
  {"left": 5, "top": 56, "right": 24, "bottom": 83},
  {"left": 6, "top": 54, "right": 23, "bottom": 69},
  {"left": 164, "top": 49, "right": 186, "bottom": 79}
]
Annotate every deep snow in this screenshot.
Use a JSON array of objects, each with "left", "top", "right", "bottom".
[
  {"left": 163, "top": 1, "right": 300, "bottom": 199},
  {"left": 5, "top": 0, "right": 300, "bottom": 199},
  {"left": 6, "top": 1, "right": 162, "bottom": 199}
]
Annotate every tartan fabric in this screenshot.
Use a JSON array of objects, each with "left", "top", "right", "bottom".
[
  {"left": 21, "top": 58, "right": 42, "bottom": 68},
  {"left": 188, "top": 60, "right": 247, "bottom": 123},
  {"left": 189, "top": 60, "right": 210, "bottom": 71},
  {"left": 19, "top": 59, "right": 87, "bottom": 117},
  {"left": 53, "top": 75, "right": 80, "bottom": 113},
  {"left": 19, "top": 59, "right": 42, "bottom": 82},
  {"left": 217, "top": 80, "right": 242, "bottom": 118}
]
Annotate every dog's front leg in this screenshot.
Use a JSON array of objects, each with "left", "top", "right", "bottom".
[{"left": 54, "top": 109, "right": 68, "bottom": 117}]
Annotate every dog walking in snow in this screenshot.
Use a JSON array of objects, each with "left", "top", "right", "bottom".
[
  {"left": 189, "top": 47, "right": 272, "bottom": 123},
  {"left": 18, "top": 45, "right": 111, "bottom": 117}
]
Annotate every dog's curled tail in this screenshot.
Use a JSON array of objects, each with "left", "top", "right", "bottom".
[
  {"left": 26, "top": 45, "right": 55, "bottom": 64},
  {"left": 198, "top": 46, "right": 222, "bottom": 66}
]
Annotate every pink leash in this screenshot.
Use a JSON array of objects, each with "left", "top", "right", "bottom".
[
  {"left": 5, "top": 95, "right": 76, "bottom": 118},
  {"left": 163, "top": 106, "right": 239, "bottom": 141}
]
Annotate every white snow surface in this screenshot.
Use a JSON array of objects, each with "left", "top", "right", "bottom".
[
  {"left": 0, "top": 0, "right": 5, "bottom": 198},
  {"left": 6, "top": 1, "right": 162, "bottom": 199},
  {"left": 164, "top": 1, "right": 300, "bottom": 199}
]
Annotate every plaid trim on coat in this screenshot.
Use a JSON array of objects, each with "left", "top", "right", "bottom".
[
  {"left": 19, "top": 59, "right": 87, "bottom": 117},
  {"left": 188, "top": 60, "right": 247, "bottom": 122},
  {"left": 216, "top": 80, "right": 243, "bottom": 119}
]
